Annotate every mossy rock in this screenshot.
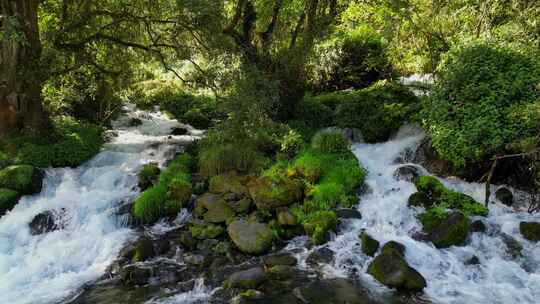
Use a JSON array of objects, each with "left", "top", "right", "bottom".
[
  {"left": 519, "top": 222, "right": 540, "bottom": 242},
  {"left": 0, "top": 188, "right": 21, "bottom": 216},
  {"left": 381, "top": 241, "right": 406, "bottom": 256},
  {"left": 208, "top": 172, "right": 248, "bottom": 196},
  {"left": 190, "top": 222, "right": 225, "bottom": 240},
  {"left": 195, "top": 193, "right": 227, "bottom": 216},
  {"left": 277, "top": 208, "right": 297, "bottom": 226},
  {"left": 303, "top": 211, "right": 338, "bottom": 245},
  {"left": 367, "top": 247, "right": 426, "bottom": 292},
  {"left": 427, "top": 212, "right": 470, "bottom": 248},
  {"left": 229, "top": 198, "right": 252, "bottom": 214},
  {"left": 248, "top": 177, "right": 303, "bottom": 210},
  {"left": 138, "top": 163, "right": 160, "bottom": 191},
  {"left": 495, "top": 187, "right": 514, "bottom": 207},
  {"left": 203, "top": 200, "right": 235, "bottom": 223},
  {"left": 166, "top": 177, "right": 192, "bottom": 208},
  {"left": 360, "top": 231, "right": 379, "bottom": 257},
  {"left": 227, "top": 219, "right": 273, "bottom": 255},
  {"left": 414, "top": 176, "right": 445, "bottom": 200},
  {"left": 131, "top": 237, "right": 155, "bottom": 263},
  {"left": 407, "top": 192, "right": 433, "bottom": 208},
  {"left": 0, "top": 165, "right": 43, "bottom": 195},
  {"left": 224, "top": 267, "right": 266, "bottom": 289}
]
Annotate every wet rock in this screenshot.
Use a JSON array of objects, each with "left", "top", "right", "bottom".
[
  {"left": 0, "top": 165, "right": 43, "bottom": 195},
  {"left": 29, "top": 209, "right": 66, "bottom": 235},
  {"left": 293, "top": 278, "right": 381, "bottom": 304},
  {"left": 428, "top": 212, "right": 470, "bottom": 248},
  {"left": 137, "top": 163, "right": 160, "bottom": 191},
  {"left": 225, "top": 267, "right": 266, "bottom": 289},
  {"left": 277, "top": 207, "right": 297, "bottom": 226},
  {"left": 128, "top": 118, "right": 143, "bottom": 127},
  {"left": 306, "top": 247, "right": 334, "bottom": 266},
  {"left": 120, "top": 265, "right": 152, "bottom": 286},
  {"left": 0, "top": 188, "right": 21, "bottom": 217},
  {"left": 407, "top": 192, "right": 433, "bottom": 208},
  {"left": 267, "top": 265, "right": 296, "bottom": 280},
  {"left": 232, "top": 289, "right": 265, "bottom": 304},
  {"left": 501, "top": 233, "right": 523, "bottom": 259},
  {"left": 495, "top": 187, "right": 514, "bottom": 207},
  {"left": 465, "top": 256, "right": 481, "bottom": 265},
  {"left": 131, "top": 237, "right": 155, "bottom": 262},
  {"left": 202, "top": 200, "right": 235, "bottom": 223},
  {"left": 263, "top": 253, "right": 297, "bottom": 268},
  {"left": 208, "top": 172, "right": 249, "bottom": 196},
  {"left": 197, "top": 238, "right": 219, "bottom": 252},
  {"left": 360, "top": 231, "right": 380, "bottom": 257},
  {"left": 190, "top": 222, "right": 224, "bottom": 240},
  {"left": 393, "top": 165, "right": 421, "bottom": 182},
  {"left": 227, "top": 219, "right": 273, "bottom": 255},
  {"left": 229, "top": 198, "right": 252, "bottom": 214},
  {"left": 519, "top": 222, "right": 540, "bottom": 242},
  {"left": 367, "top": 244, "right": 426, "bottom": 292},
  {"left": 248, "top": 177, "right": 303, "bottom": 210},
  {"left": 171, "top": 127, "right": 189, "bottom": 136},
  {"left": 336, "top": 208, "right": 362, "bottom": 220},
  {"left": 184, "top": 252, "right": 209, "bottom": 266},
  {"left": 195, "top": 193, "right": 227, "bottom": 216},
  {"left": 382, "top": 241, "right": 406, "bottom": 256},
  {"left": 471, "top": 220, "right": 487, "bottom": 233},
  {"left": 179, "top": 230, "right": 197, "bottom": 250}
]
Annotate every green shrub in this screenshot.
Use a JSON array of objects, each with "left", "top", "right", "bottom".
[
  {"left": 321, "top": 158, "right": 366, "bottom": 192},
  {"left": 308, "top": 183, "right": 345, "bottom": 211},
  {"left": 0, "top": 152, "right": 11, "bottom": 170},
  {"left": 335, "top": 80, "right": 419, "bottom": 142},
  {"left": 311, "top": 131, "right": 351, "bottom": 154},
  {"left": 138, "top": 164, "right": 160, "bottom": 191},
  {"left": 199, "top": 143, "right": 268, "bottom": 177},
  {"left": 289, "top": 96, "right": 334, "bottom": 139},
  {"left": 422, "top": 43, "right": 540, "bottom": 167},
  {"left": 132, "top": 185, "right": 168, "bottom": 224},
  {"left": 279, "top": 130, "right": 304, "bottom": 158},
  {"left": 303, "top": 210, "right": 338, "bottom": 245}
]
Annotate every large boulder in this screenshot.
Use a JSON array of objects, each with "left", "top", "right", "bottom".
[
  {"left": 195, "top": 193, "right": 227, "bottom": 216},
  {"left": 0, "top": 165, "right": 43, "bottom": 195},
  {"left": 227, "top": 219, "right": 273, "bottom": 255},
  {"left": 427, "top": 212, "right": 470, "bottom": 248},
  {"left": 209, "top": 172, "right": 249, "bottom": 196},
  {"left": 29, "top": 209, "right": 66, "bottom": 235},
  {"left": 360, "top": 231, "right": 380, "bottom": 257},
  {"left": 367, "top": 241, "right": 426, "bottom": 292},
  {"left": 248, "top": 177, "right": 303, "bottom": 210},
  {"left": 293, "top": 278, "right": 382, "bottom": 304},
  {"left": 520, "top": 222, "right": 540, "bottom": 242},
  {"left": 0, "top": 188, "right": 21, "bottom": 216},
  {"left": 495, "top": 187, "right": 514, "bottom": 207},
  {"left": 407, "top": 192, "right": 433, "bottom": 208},
  {"left": 225, "top": 267, "right": 266, "bottom": 289},
  {"left": 203, "top": 200, "right": 235, "bottom": 223}
]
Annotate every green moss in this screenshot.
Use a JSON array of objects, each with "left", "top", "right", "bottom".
[
  {"left": 308, "top": 183, "right": 345, "bottom": 211},
  {"left": 190, "top": 222, "right": 225, "bottom": 239},
  {"left": 0, "top": 188, "right": 21, "bottom": 216},
  {"left": 414, "top": 176, "right": 445, "bottom": 200},
  {"left": 0, "top": 152, "right": 11, "bottom": 170},
  {"left": 303, "top": 211, "right": 338, "bottom": 245},
  {"left": 166, "top": 176, "right": 192, "bottom": 210},
  {"left": 132, "top": 185, "right": 168, "bottom": 224},
  {"left": 311, "top": 131, "right": 350, "bottom": 154},
  {"left": 289, "top": 151, "right": 327, "bottom": 182},
  {"left": 519, "top": 222, "right": 540, "bottom": 242},
  {"left": 407, "top": 192, "right": 432, "bottom": 208},
  {"left": 361, "top": 232, "right": 380, "bottom": 257},
  {"left": 138, "top": 163, "right": 160, "bottom": 191},
  {"left": 0, "top": 165, "right": 41, "bottom": 194},
  {"left": 419, "top": 206, "right": 451, "bottom": 232},
  {"left": 199, "top": 144, "right": 267, "bottom": 178}
]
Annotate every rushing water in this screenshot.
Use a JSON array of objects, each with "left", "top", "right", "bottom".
[
  {"left": 291, "top": 125, "right": 540, "bottom": 304},
  {"left": 0, "top": 105, "right": 200, "bottom": 304}
]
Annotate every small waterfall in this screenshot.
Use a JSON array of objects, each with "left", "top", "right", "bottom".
[{"left": 0, "top": 105, "right": 200, "bottom": 304}]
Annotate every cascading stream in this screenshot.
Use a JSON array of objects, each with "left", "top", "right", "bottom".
[
  {"left": 0, "top": 105, "right": 200, "bottom": 304},
  {"left": 311, "top": 125, "right": 540, "bottom": 304}
]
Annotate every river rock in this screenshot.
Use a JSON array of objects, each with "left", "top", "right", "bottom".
[
  {"left": 263, "top": 253, "right": 297, "bottom": 268},
  {"left": 227, "top": 219, "right": 273, "bottom": 255},
  {"left": 190, "top": 222, "right": 224, "bottom": 240},
  {"left": 360, "top": 232, "right": 380, "bottom": 257},
  {"left": 277, "top": 207, "right": 297, "bottom": 226},
  {"left": 202, "top": 200, "right": 235, "bottom": 223},
  {"left": 225, "top": 267, "right": 266, "bottom": 289},
  {"left": 195, "top": 193, "right": 227, "bottom": 216},
  {"left": 229, "top": 198, "right": 252, "bottom": 214},
  {"left": 209, "top": 172, "right": 249, "bottom": 196},
  {"left": 248, "top": 177, "right": 303, "bottom": 209},
  {"left": 293, "top": 278, "right": 381, "bottom": 304},
  {"left": 495, "top": 187, "right": 513, "bottom": 207},
  {"left": 471, "top": 220, "right": 487, "bottom": 233},
  {"left": 29, "top": 209, "right": 66, "bottom": 235},
  {"left": 407, "top": 192, "right": 433, "bottom": 208},
  {"left": 393, "top": 165, "right": 421, "bottom": 182},
  {"left": 367, "top": 242, "right": 426, "bottom": 292},
  {"left": 171, "top": 127, "right": 189, "bottom": 136},
  {"left": 120, "top": 265, "right": 152, "bottom": 286},
  {"left": 336, "top": 208, "right": 362, "bottom": 219},
  {"left": 0, "top": 165, "right": 43, "bottom": 195},
  {"left": 520, "top": 222, "right": 540, "bottom": 242},
  {"left": 428, "top": 212, "right": 470, "bottom": 248},
  {"left": 0, "top": 188, "right": 21, "bottom": 216},
  {"left": 306, "top": 247, "right": 334, "bottom": 266}
]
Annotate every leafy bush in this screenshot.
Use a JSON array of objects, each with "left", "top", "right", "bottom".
[
  {"left": 0, "top": 152, "right": 11, "bottom": 170},
  {"left": 310, "top": 25, "right": 393, "bottom": 92},
  {"left": 279, "top": 130, "right": 304, "bottom": 158},
  {"left": 334, "top": 80, "right": 419, "bottom": 142},
  {"left": 422, "top": 43, "right": 540, "bottom": 167},
  {"left": 1, "top": 117, "right": 103, "bottom": 168},
  {"left": 311, "top": 131, "right": 351, "bottom": 154},
  {"left": 303, "top": 210, "right": 338, "bottom": 245},
  {"left": 289, "top": 96, "right": 334, "bottom": 139}
]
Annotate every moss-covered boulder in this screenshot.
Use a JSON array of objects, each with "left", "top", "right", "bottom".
[
  {"left": 227, "top": 219, "right": 273, "bottom": 255},
  {"left": 367, "top": 242, "right": 426, "bottom": 292},
  {"left": 277, "top": 207, "right": 297, "bottom": 226},
  {"left": 190, "top": 222, "right": 224, "bottom": 239},
  {"left": 414, "top": 176, "right": 445, "bottom": 200},
  {"left": 519, "top": 222, "right": 540, "bottom": 242},
  {"left": 131, "top": 237, "right": 155, "bottom": 262},
  {"left": 303, "top": 211, "right": 338, "bottom": 245},
  {"left": 495, "top": 187, "right": 514, "bottom": 207},
  {"left": 195, "top": 193, "right": 226, "bottom": 216},
  {"left": 203, "top": 200, "right": 235, "bottom": 223},
  {"left": 166, "top": 177, "right": 192, "bottom": 208},
  {"left": 427, "top": 212, "right": 470, "bottom": 248},
  {"left": 225, "top": 267, "right": 266, "bottom": 289},
  {"left": 248, "top": 177, "right": 303, "bottom": 210},
  {"left": 407, "top": 192, "right": 433, "bottom": 208},
  {"left": 208, "top": 172, "right": 249, "bottom": 196},
  {"left": 0, "top": 165, "right": 43, "bottom": 195},
  {"left": 138, "top": 163, "right": 160, "bottom": 191},
  {"left": 360, "top": 231, "right": 379, "bottom": 257},
  {"left": 0, "top": 188, "right": 21, "bottom": 216}
]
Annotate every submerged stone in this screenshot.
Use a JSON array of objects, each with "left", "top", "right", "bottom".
[{"left": 29, "top": 209, "right": 66, "bottom": 235}]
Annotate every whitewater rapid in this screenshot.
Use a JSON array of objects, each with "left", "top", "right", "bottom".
[
  {"left": 302, "top": 125, "right": 540, "bottom": 304},
  {"left": 0, "top": 105, "right": 200, "bottom": 304}
]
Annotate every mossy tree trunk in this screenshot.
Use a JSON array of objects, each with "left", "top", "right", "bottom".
[{"left": 0, "top": 0, "right": 48, "bottom": 138}]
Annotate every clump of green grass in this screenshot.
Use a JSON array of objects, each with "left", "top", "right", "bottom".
[{"left": 311, "top": 131, "right": 351, "bottom": 154}]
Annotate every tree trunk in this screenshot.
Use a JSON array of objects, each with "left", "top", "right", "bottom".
[{"left": 0, "top": 0, "right": 48, "bottom": 138}]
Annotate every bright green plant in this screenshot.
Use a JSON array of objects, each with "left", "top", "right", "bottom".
[
  {"left": 279, "top": 130, "right": 304, "bottom": 158},
  {"left": 132, "top": 185, "right": 168, "bottom": 224},
  {"left": 311, "top": 131, "right": 351, "bottom": 154},
  {"left": 199, "top": 143, "right": 268, "bottom": 177},
  {"left": 423, "top": 43, "right": 540, "bottom": 167}
]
